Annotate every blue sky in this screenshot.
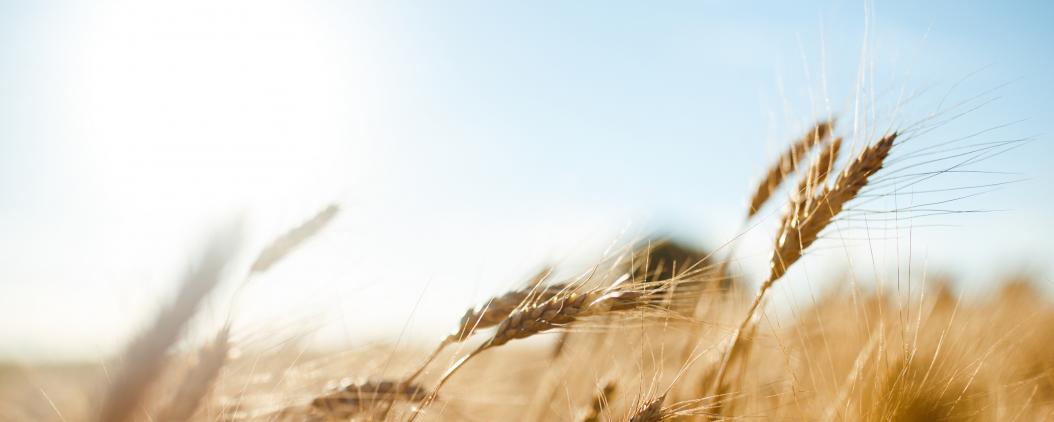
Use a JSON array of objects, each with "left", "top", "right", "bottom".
[{"left": 1, "top": 0, "right": 1051, "bottom": 361}]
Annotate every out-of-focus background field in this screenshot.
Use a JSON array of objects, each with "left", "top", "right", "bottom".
[{"left": 1, "top": 1, "right": 1052, "bottom": 421}]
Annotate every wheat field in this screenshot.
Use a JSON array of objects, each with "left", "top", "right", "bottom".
[{"left": 1, "top": 112, "right": 1048, "bottom": 422}]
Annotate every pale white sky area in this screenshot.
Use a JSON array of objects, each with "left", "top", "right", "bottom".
[{"left": 1, "top": 1, "right": 1051, "bottom": 361}]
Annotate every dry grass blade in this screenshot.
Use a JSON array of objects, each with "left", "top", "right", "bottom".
[
  {"left": 97, "top": 225, "right": 240, "bottom": 422},
  {"left": 747, "top": 120, "right": 834, "bottom": 217},
  {"left": 249, "top": 204, "right": 339, "bottom": 274},
  {"left": 157, "top": 327, "right": 231, "bottom": 422}
]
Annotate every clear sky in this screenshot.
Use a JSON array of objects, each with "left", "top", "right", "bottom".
[{"left": 1, "top": 0, "right": 1051, "bottom": 361}]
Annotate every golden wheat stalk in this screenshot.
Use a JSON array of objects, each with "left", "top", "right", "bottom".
[
  {"left": 747, "top": 120, "right": 834, "bottom": 217},
  {"left": 97, "top": 225, "right": 240, "bottom": 422}
]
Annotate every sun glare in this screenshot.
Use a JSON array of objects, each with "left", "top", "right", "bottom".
[
  {"left": 67, "top": 1, "right": 361, "bottom": 228},
  {"left": 4, "top": 0, "right": 380, "bottom": 359}
]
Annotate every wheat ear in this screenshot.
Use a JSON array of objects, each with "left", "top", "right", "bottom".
[
  {"left": 248, "top": 204, "right": 339, "bottom": 274},
  {"left": 227, "top": 204, "right": 338, "bottom": 321},
  {"left": 404, "top": 281, "right": 567, "bottom": 382},
  {"left": 747, "top": 120, "right": 834, "bottom": 217}
]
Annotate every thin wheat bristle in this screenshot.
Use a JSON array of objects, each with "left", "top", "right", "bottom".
[
  {"left": 579, "top": 380, "right": 617, "bottom": 422},
  {"left": 747, "top": 120, "right": 834, "bottom": 217},
  {"left": 249, "top": 204, "right": 339, "bottom": 274},
  {"left": 524, "top": 266, "right": 555, "bottom": 289},
  {"left": 630, "top": 240, "right": 728, "bottom": 314}
]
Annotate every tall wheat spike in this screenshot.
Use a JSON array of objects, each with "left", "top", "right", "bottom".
[
  {"left": 770, "top": 133, "right": 895, "bottom": 281},
  {"left": 711, "top": 133, "right": 897, "bottom": 400}
]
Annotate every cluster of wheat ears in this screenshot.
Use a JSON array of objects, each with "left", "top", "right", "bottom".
[{"left": 7, "top": 114, "right": 1048, "bottom": 422}]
